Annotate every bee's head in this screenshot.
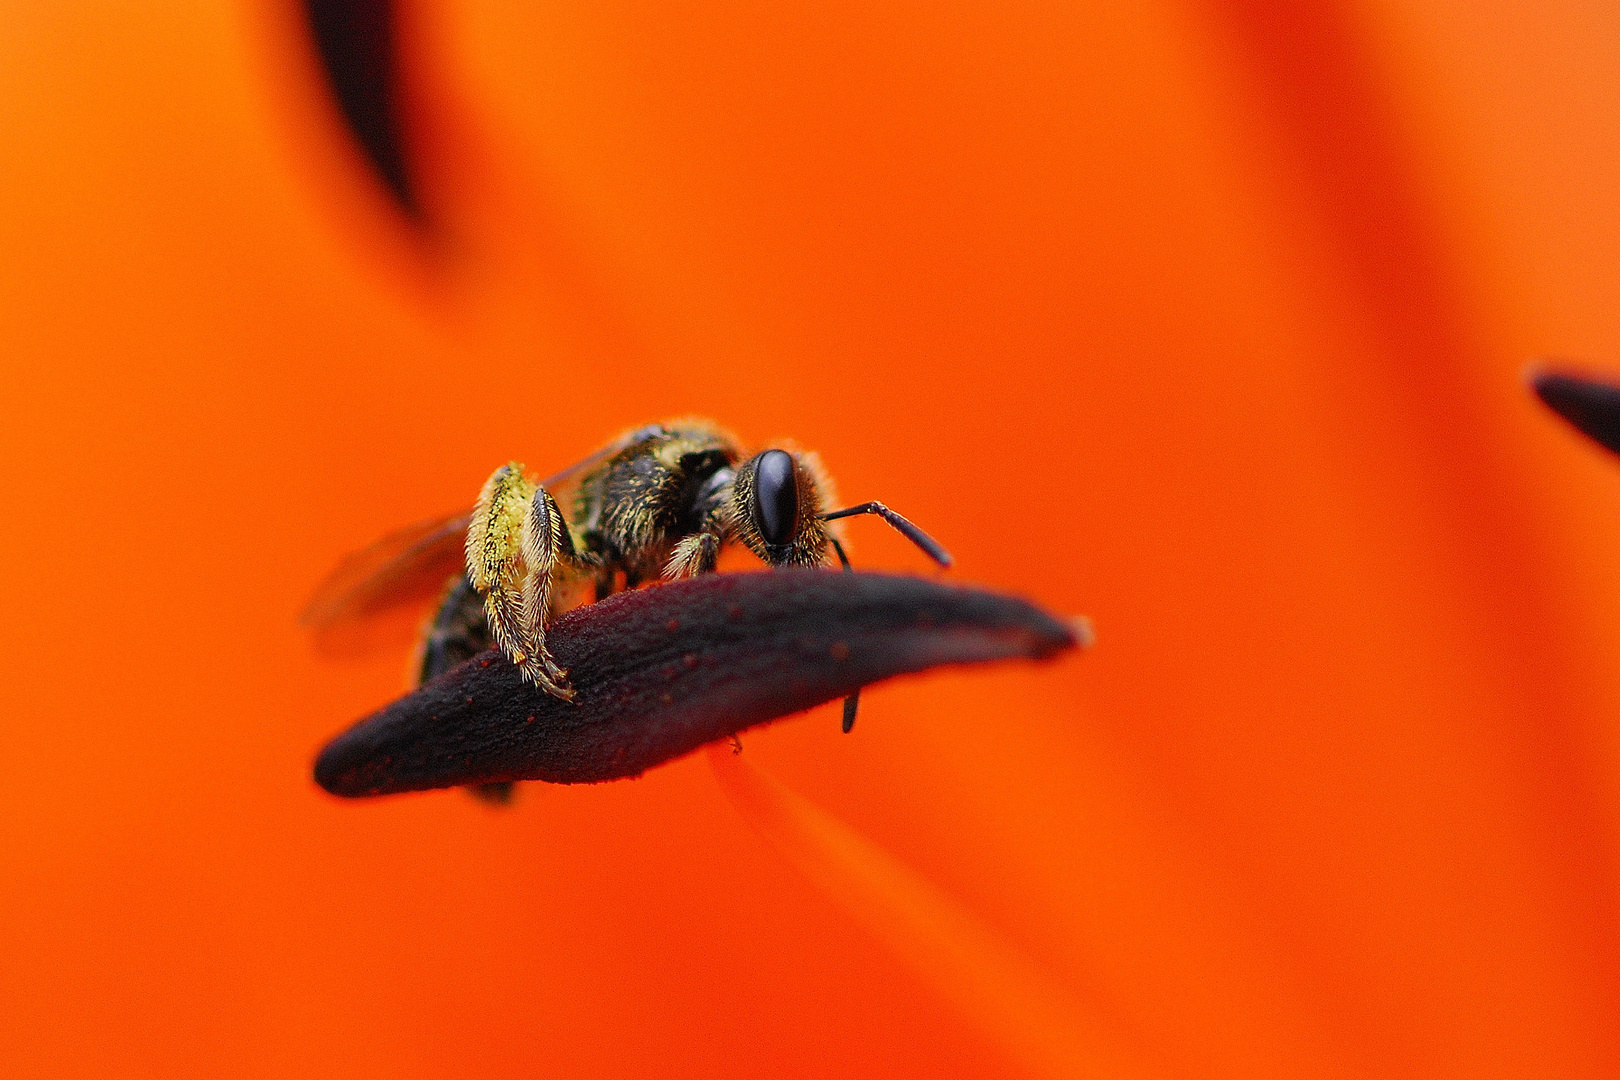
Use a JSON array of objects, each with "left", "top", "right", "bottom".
[{"left": 731, "top": 448, "right": 834, "bottom": 567}]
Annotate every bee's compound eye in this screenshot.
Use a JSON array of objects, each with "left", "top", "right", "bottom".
[{"left": 753, "top": 450, "right": 798, "bottom": 547}]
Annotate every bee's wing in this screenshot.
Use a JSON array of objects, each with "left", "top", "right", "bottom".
[
  {"left": 299, "top": 511, "right": 471, "bottom": 631},
  {"left": 534, "top": 422, "right": 664, "bottom": 489}
]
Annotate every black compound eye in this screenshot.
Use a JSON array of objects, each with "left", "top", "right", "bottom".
[{"left": 753, "top": 450, "right": 799, "bottom": 547}]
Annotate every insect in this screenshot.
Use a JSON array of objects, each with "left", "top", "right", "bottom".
[{"left": 302, "top": 419, "right": 953, "bottom": 753}]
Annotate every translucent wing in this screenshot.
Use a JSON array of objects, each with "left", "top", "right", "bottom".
[
  {"left": 535, "top": 422, "right": 665, "bottom": 489},
  {"left": 299, "top": 511, "right": 472, "bottom": 631}
]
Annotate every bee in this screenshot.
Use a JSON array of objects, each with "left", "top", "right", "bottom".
[{"left": 303, "top": 419, "right": 953, "bottom": 757}]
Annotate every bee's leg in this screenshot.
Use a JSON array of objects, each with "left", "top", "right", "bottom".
[
  {"left": 664, "top": 530, "right": 724, "bottom": 579},
  {"left": 829, "top": 536, "right": 861, "bottom": 734},
  {"left": 518, "top": 486, "right": 582, "bottom": 696},
  {"left": 466, "top": 463, "right": 575, "bottom": 700},
  {"left": 467, "top": 781, "right": 516, "bottom": 805}
]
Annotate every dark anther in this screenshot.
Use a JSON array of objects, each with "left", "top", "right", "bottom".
[
  {"left": 1531, "top": 366, "right": 1620, "bottom": 458},
  {"left": 754, "top": 450, "right": 798, "bottom": 546},
  {"left": 313, "top": 570, "right": 1084, "bottom": 797}
]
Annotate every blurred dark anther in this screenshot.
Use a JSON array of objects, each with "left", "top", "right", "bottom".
[
  {"left": 301, "top": 0, "right": 417, "bottom": 216},
  {"left": 314, "top": 570, "right": 1084, "bottom": 797},
  {"left": 1531, "top": 367, "right": 1620, "bottom": 458}
]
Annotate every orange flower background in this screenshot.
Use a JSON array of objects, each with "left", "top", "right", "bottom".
[{"left": 5, "top": 0, "right": 1620, "bottom": 1076}]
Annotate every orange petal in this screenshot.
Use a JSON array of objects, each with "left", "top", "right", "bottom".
[{"left": 707, "top": 742, "right": 1171, "bottom": 1080}]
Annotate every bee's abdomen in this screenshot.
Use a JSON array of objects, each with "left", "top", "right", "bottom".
[{"left": 418, "top": 577, "right": 491, "bottom": 685}]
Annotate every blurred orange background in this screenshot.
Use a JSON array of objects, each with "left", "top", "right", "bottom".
[{"left": 4, "top": 0, "right": 1620, "bottom": 1076}]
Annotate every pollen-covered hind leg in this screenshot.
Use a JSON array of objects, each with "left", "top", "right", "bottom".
[
  {"left": 466, "top": 462, "right": 576, "bottom": 701},
  {"left": 517, "top": 485, "right": 579, "bottom": 696}
]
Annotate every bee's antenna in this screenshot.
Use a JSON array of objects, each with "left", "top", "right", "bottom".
[{"left": 820, "top": 502, "right": 953, "bottom": 568}]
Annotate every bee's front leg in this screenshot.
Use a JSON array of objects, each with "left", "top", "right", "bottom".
[
  {"left": 664, "top": 529, "right": 725, "bottom": 579},
  {"left": 466, "top": 462, "right": 577, "bottom": 701}
]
